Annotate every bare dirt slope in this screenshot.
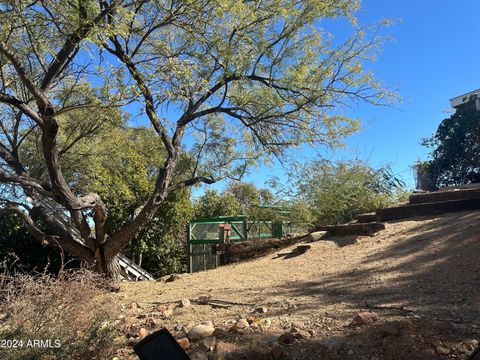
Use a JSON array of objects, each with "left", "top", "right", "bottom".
[{"left": 116, "top": 210, "right": 480, "bottom": 360}]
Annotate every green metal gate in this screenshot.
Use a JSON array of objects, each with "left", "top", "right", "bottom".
[{"left": 187, "top": 215, "right": 288, "bottom": 273}]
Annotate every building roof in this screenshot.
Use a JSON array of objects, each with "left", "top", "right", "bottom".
[{"left": 450, "top": 88, "right": 480, "bottom": 108}]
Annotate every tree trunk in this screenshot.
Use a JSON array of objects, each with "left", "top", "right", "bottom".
[{"left": 94, "top": 251, "right": 121, "bottom": 279}]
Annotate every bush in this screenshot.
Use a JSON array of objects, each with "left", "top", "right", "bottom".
[
  {"left": 0, "top": 271, "right": 120, "bottom": 360},
  {"left": 124, "top": 188, "right": 193, "bottom": 277},
  {"left": 286, "top": 159, "right": 406, "bottom": 227},
  {"left": 0, "top": 214, "right": 82, "bottom": 275}
]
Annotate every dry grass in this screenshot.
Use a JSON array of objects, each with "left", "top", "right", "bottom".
[{"left": 0, "top": 270, "right": 120, "bottom": 360}]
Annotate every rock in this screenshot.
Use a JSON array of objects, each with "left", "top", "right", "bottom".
[
  {"left": 174, "top": 323, "right": 185, "bottom": 332},
  {"left": 246, "top": 316, "right": 258, "bottom": 325},
  {"left": 215, "top": 341, "right": 237, "bottom": 356},
  {"left": 289, "top": 326, "right": 310, "bottom": 340},
  {"left": 436, "top": 346, "right": 450, "bottom": 355},
  {"left": 294, "top": 330, "right": 311, "bottom": 340},
  {"left": 378, "top": 322, "right": 402, "bottom": 337},
  {"left": 271, "top": 345, "right": 284, "bottom": 360},
  {"left": 278, "top": 332, "right": 296, "bottom": 345},
  {"left": 162, "top": 305, "right": 175, "bottom": 318},
  {"left": 212, "top": 328, "right": 227, "bottom": 339},
  {"left": 145, "top": 318, "right": 158, "bottom": 327},
  {"left": 236, "top": 318, "right": 250, "bottom": 329},
  {"left": 188, "top": 324, "right": 215, "bottom": 341},
  {"left": 128, "top": 337, "right": 140, "bottom": 346},
  {"left": 189, "top": 348, "right": 208, "bottom": 360},
  {"left": 305, "top": 231, "right": 326, "bottom": 242},
  {"left": 175, "top": 330, "right": 188, "bottom": 339},
  {"left": 465, "top": 339, "right": 479, "bottom": 351},
  {"left": 318, "top": 337, "right": 345, "bottom": 352},
  {"left": 201, "top": 321, "right": 214, "bottom": 328},
  {"left": 424, "top": 348, "right": 436, "bottom": 356},
  {"left": 180, "top": 298, "right": 191, "bottom": 308},
  {"left": 166, "top": 274, "right": 179, "bottom": 282},
  {"left": 177, "top": 337, "right": 190, "bottom": 350},
  {"left": 202, "top": 337, "right": 216, "bottom": 351},
  {"left": 258, "top": 318, "right": 272, "bottom": 332},
  {"left": 255, "top": 306, "right": 268, "bottom": 314},
  {"left": 138, "top": 328, "right": 149, "bottom": 338},
  {"left": 128, "top": 302, "right": 140, "bottom": 310},
  {"left": 229, "top": 318, "right": 250, "bottom": 332},
  {"left": 307, "top": 329, "right": 316, "bottom": 337},
  {"left": 348, "top": 349, "right": 354, "bottom": 355},
  {"left": 349, "top": 312, "right": 378, "bottom": 326}
]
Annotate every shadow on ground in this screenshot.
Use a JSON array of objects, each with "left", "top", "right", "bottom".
[
  {"left": 276, "top": 212, "right": 480, "bottom": 322},
  {"left": 274, "top": 245, "right": 312, "bottom": 260},
  {"left": 215, "top": 211, "right": 480, "bottom": 359},
  {"left": 189, "top": 316, "right": 477, "bottom": 360}
]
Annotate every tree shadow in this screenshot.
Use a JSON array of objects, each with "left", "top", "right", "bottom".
[
  {"left": 217, "top": 211, "right": 480, "bottom": 359},
  {"left": 204, "top": 315, "right": 476, "bottom": 359},
  {"left": 266, "top": 211, "right": 480, "bottom": 335},
  {"left": 274, "top": 245, "right": 312, "bottom": 260}
]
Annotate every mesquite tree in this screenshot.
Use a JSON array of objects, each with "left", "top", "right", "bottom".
[{"left": 0, "top": 0, "right": 391, "bottom": 275}]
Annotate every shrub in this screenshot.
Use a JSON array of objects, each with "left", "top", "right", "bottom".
[
  {"left": 0, "top": 271, "right": 120, "bottom": 360},
  {"left": 286, "top": 159, "right": 406, "bottom": 227}
]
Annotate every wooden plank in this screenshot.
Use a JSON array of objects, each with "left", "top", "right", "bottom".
[
  {"left": 316, "top": 222, "right": 385, "bottom": 236},
  {"left": 377, "top": 198, "right": 480, "bottom": 221},
  {"left": 356, "top": 212, "right": 378, "bottom": 223},
  {"left": 409, "top": 187, "right": 480, "bottom": 205}
]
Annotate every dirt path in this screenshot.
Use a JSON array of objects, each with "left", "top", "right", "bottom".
[{"left": 116, "top": 211, "right": 480, "bottom": 359}]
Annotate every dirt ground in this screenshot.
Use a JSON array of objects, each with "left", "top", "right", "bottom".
[{"left": 114, "top": 210, "right": 480, "bottom": 360}]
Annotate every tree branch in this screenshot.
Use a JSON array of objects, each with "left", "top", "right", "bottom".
[
  {"left": 0, "top": 93, "right": 44, "bottom": 127},
  {"left": 40, "top": 0, "right": 124, "bottom": 92},
  {"left": 0, "top": 169, "right": 53, "bottom": 196},
  {"left": 0, "top": 204, "right": 94, "bottom": 262},
  {"left": 104, "top": 37, "right": 175, "bottom": 156},
  {"left": 167, "top": 176, "right": 216, "bottom": 192},
  {"left": 0, "top": 42, "right": 50, "bottom": 109}
]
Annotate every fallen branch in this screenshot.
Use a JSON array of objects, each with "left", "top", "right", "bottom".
[
  {"left": 365, "top": 302, "right": 415, "bottom": 313},
  {"left": 193, "top": 297, "right": 254, "bottom": 308}
]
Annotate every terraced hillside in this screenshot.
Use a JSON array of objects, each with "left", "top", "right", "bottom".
[{"left": 115, "top": 210, "right": 480, "bottom": 360}]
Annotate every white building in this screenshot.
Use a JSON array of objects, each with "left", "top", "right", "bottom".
[{"left": 449, "top": 88, "right": 480, "bottom": 111}]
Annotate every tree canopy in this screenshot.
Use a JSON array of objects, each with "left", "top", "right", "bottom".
[
  {"left": 0, "top": 0, "right": 393, "bottom": 274},
  {"left": 422, "top": 101, "right": 480, "bottom": 187},
  {"left": 276, "top": 159, "right": 406, "bottom": 227}
]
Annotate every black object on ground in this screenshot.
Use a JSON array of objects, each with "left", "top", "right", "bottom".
[
  {"left": 133, "top": 328, "right": 190, "bottom": 360},
  {"left": 468, "top": 347, "right": 480, "bottom": 360}
]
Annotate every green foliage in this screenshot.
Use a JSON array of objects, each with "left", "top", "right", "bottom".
[
  {"left": 124, "top": 189, "right": 193, "bottom": 277},
  {"left": 0, "top": 214, "right": 76, "bottom": 274},
  {"left": 193, "top": 182, "right": 276, "bottom": 221},
  {"left": 0, "top": 0, "right": 395, "bottom": 273},
  {"left": 226, "top": 182, "right": 264, "bottom": 209},
  {"left": 285, "top": 159, "right": 406, "bottom": 227},
  {"left": 422, "top": 105, "right": 480, "bottom": 187},
  {"left": 21, "top": 105, "right": 191, "bottom": 276},
  {"left": 193, "top": 189, "right": 240, "bottom": 219},
  {"left": 225, "top": 182, "right": 275, "bottom": 219}
]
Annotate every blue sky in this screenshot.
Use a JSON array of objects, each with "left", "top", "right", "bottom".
[{"left": 207, "top": 0, "right": 479, "bottom": 193}]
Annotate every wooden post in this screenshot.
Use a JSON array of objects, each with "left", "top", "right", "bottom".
[
  {"left": 243, "top": 219, "right": 248, "bottom": 242},
  {"left": 187, "top": 223, "right": 192, "bottom": 273}
]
